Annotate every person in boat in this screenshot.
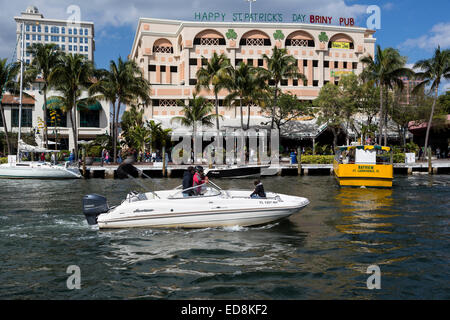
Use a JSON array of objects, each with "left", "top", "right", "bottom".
[
  {"left": 182, "top": 166, "right": 195, "bottom": 197},
  {"left": 250, "top": 180, "right": 266, "bottom": 198},
  {"left": 193, "top": 166, "right": 207, "bottom": 196}
]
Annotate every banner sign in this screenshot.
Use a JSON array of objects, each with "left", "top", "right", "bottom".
[
  {"left": 330, "top": 70, "right": 354, "bottom": 77},
  {"left": 331, "top": 41, "right": 350, "bottom": 49},
  {"left": 194, "top": 12, "right": 355, "bottom": 26}
]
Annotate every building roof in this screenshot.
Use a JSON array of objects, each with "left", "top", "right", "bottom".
[{"left": 1, "top": 94, "right": 35, "bottom": 105}]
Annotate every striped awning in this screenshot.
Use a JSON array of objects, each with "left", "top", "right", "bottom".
[
  {"left": 77, "top": 101, "right": 102, "bottom": 111},
  {"left": 43, "top": 98, "right": 64, "bottom": 110}
]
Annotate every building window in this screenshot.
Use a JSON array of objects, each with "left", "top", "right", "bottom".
[
  {"left": 74, "top": 37, "right": 77, "bottom": 43},
  {"left": 194, "top": 38, "right": 226, "bottom": 46},
  {"left": 189, "top": 79, "right": 197, "bottom": 85},
  {"left": 189, "top": 59, "right": 197, "bottom": 66},
  {"left": 293, "top": 79, "right": 298, "bottom": 86},
  {"left": 303, "top": 60, "right": 308, "bottom": 67},
  {"left": 170, "top": 66, "right": 177, "bottom": 73},
  {"left": 74, "top": 29, "right": 77, "bottom": 35},
  {"left": 38, "top": 26, "right": 41, "bottom": 32},
  {"left": 158, "top": 99, "right": 177, "bottom": 107},
  {"left": 69, "top": 28, "right": 72, "bottom": 35},
  {"left": 26, "top": 34, "right": 30, "bottom": 40},
  {"left": 313, "top": 60, "right": 318, "bottom": 67},
  {"left": 352, "top": 62, "right": 358, "bottom": 69},
  {"left": 12, "top": 108, "right": 33, "bottom": 127},
  {"left": 84, "top": 29, "right": 88, "bottom": 36},
  {"left": 69, "top": 45, "right": 72, "bottom": 51},
  {"left": 32, "top": 34, "right": 36, "bottom": 40},
  {"left": 32, "top": 26, "right": 36, "bottom": 32},
  {"left": 62, "top": 27, "right": 65, "bottom": 34},
  {"left": 247, "top": 59, "right": 253, "bottom": 66},
  {"left": 80, "top": 46, "right": 83, "bottom": 52},
  {"left": 313, "top": 80, "right": 319, "bottom": 87},
  {"left": 38, "top": 35, "right": 41, "bottom": 41},
  {"left": 45, "top": 35, "right": 48, "bottom": 41},
  {"left": 85, "top": 38, "right": 88, "bottom": 44},
  {"left": 160, "top": 65, "right": 166, "bottom": 72},
  {"left": 235, "top": 58, "right": 243, "bottom": 66},
  {"left": 74, "top": 45, "right": 77, "bottom": 51},
  {"left": 62, "top": 45, "right": 65, "bottom": 51},
  {"left": 79, "top": 110, "right": 100, "bottom": 127},
  {"left": 240, "top": 38, "right": 271, "bottom": 46},
  {"left": 286, "top": 39, "right": 315, "bottom": 47},
  {"left": 280, "top": 79, "right": 288, "bottom": 86},
  {"left": 324, "top": 60, "right": 329, "bottom": 68},
  {"left": 153, "top": 46, "right": 173, "bottom": 54},
  {"left": 343, "top": 62, "right": 347, "bottom": 69},
  {"left": 45, "top": 26, "right": 48, "bottom": 33},
  {"left": 26, "top": 25, "right": 30, "bottom": 32},
  {"left": 334, "top": 61, "right": 338, "bottom": 68},
  {"left": 69, "top": 37, "right": 72, "bottom": 43},
  {"left": 148, "top": 64, "right": 156, "bottom": 71},
  {"left": 258, "top": 59, "right": 264, "bottom": 67},
  {"left": 85, "top": 46, "right": 88, "bottom": 52}
]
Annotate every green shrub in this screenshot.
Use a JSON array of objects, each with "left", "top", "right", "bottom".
[
  {"left": 393, "top": 153, "right": 405, "bottom": 163},
  {"left": 300, "top": 155, "right": 334, "bottom": 164},
  {"left": 0, "top": 157, "right": 7, "bottom": 164}
]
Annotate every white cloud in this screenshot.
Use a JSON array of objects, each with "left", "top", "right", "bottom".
[
  {"left": 382, "top": 2, "right": 394, "bottom": 11},
  {"left": 400, "top": 22, "right": 450, "bottom": 51}
]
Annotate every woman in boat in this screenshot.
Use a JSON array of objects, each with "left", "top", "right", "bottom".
[
  {"left": 250, "top": 180, "right": 266, "bottom": 198},
  {"left": 193, "top": 166, "right": 207, "bottom": 196}
]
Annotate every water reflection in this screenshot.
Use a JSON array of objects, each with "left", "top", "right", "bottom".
[{"left": 334, "top": 187, "right": 397, "bottom": 235}]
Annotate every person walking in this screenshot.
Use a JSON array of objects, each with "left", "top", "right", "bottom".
[{"left": 105, "top": 150, "right": 110, "bottom": 164}]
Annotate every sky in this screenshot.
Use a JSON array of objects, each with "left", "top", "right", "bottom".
[{"left": 1, "top": 0, "right": 449, "bottom": 91}]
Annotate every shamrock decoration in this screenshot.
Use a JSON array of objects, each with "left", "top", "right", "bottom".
[
  {"left": 318, "top": 32, "right": 329, "bottom": 43},
  {"left": 226, "top": 29, "right": 237, "bottom": 40},
  {"left": 273, "top": 30, "right": 285, "bottom": 40}
]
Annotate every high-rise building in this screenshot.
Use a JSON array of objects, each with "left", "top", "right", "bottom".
[{"left": 14, "top": 5, "right": 95, "bottom": 63}]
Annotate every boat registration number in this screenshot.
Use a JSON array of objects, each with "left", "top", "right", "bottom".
[{"left": 259, "top": 200, "right": 277, "bottom": 205}]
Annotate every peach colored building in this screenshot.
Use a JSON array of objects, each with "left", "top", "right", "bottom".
[{"left": 129, "top": 18, "right": 376, "bottom": 131}]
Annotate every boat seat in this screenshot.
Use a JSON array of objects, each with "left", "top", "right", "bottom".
[{"left": 137, "top": 193, "right": 148, "bottom": 201}]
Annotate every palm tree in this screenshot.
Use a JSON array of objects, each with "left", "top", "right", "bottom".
[
  {"left": 195, "top": 52, "right": 230, "bottom": 132},
  {"left": 171, "top": 95, "right": 220, "bottom": 137},
  {"left": 413, "top": 46, "right": 450, "bottom": 158},
  {"left": 90, "top": 57, "right": 151, "bottom": 163},
  {"left": 223, "top": 62, "right": 263, "bottom": 129},
  {"left": 360, "top": 45, "right": 413, "bottom": 145},
  {"left": 27, "top": 43, "right": 61, "bottom": 148},
  {"left": 171, "top": 95, "right": 221, "bottom": 164},
  {"left": 49, "top": 54, "right": 96, "bottom": 159},
  {"left": 0, "top": 59, "right": 19, "bottom": 154},
  {"left": 259, "top": 46, "right": 306, "bottom": 129}
]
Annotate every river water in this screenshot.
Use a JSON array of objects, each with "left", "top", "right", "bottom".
[{"left": 0, "top": 175, "right": 449, "bottom": 299}]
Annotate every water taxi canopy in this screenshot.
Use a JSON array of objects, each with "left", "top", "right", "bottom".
[{"left": 336, "top": 145, "right": 392, "bottom": 165}]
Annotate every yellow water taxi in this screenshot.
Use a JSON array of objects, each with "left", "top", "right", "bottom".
[{"left": 333, "top": 145, "right": 393, "bottom": 188}]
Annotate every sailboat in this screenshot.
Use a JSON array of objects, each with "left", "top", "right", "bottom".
[{"left": 0, "top": 23, "right": 81, "bottom": 179}]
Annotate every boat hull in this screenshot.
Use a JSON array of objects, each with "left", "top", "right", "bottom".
[
  {"left": 0, "top": 163, "right": 81, "bottom": 179},
  {"left": 205, "top": 165, "right": 267, "bottom": 179},
  {"left": 95, "top": 191, "right": 309, "bottom": 229},
  {"left": 333, "top": 160, "right": 393, "bottom": 188}
]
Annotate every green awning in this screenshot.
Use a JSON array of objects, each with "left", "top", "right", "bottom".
[
  {"left": 42, "top": 98, "right": 64, "bottom": 110},
  {"left": 77, "top": 101, "right": 102, "bottom": 111}
]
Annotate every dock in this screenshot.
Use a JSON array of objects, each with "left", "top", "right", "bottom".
[{"left": 81, "top": 160, "right": 450, "bottom": 178}]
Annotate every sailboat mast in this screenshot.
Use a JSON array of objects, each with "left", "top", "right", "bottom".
[{"left": 17, "top": 21, "right": 25, "bottom": 160}]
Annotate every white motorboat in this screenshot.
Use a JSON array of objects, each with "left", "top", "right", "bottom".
[
  {"left": 82, "top": 182, "right": 309, "bottom": 229},
  {"left": 0, "top": 160, "right": 81, "bottom": 179}
]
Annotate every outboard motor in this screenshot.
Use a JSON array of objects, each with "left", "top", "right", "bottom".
[{"left": 82, "top": 194, "right": 109, "bottom": 225}]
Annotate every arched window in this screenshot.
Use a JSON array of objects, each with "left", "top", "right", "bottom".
[
  {"left": 328, "top": 34, "right": 354, "bottom": 49},
  {"left": 193, "top": 30, "right": 226, "bottom": 46},
  {"left": 153, "top": 38, "right": 174, "bottom": 54},
  {"left": 285, "top": 31, "right": 315, "bottom": 47},
  {"left": 239, "top": 30, "right": 271, "bottom": 46}
]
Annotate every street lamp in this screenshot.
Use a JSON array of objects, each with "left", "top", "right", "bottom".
[{"left": 246, "top": 0, "right": 256, "bottom": 22}]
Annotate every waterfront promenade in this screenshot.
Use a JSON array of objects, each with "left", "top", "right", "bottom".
[{"left": 82, "top": 159, "right": 450, "bottom": 178}]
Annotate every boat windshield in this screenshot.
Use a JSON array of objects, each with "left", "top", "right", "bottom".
[{"left": 168, "top": 182, "right": 222, "bottom": 199}]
